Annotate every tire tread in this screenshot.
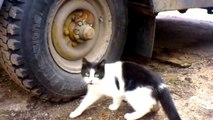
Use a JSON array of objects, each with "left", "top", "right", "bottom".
[{"left": 0, "top": 0, "right": 54, "bottom": 101}]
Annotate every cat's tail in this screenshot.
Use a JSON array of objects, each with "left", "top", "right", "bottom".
[{"left": 158, "top": 86, "right": 181, "bottom": 120}]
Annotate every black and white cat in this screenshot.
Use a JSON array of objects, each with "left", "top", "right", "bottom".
[{"left": 70, "top": 58, "right": 181, "bottom": 120}]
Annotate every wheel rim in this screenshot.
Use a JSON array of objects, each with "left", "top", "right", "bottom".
[{"left": 48, "top": 0, "right": 112, "bottom": 73}]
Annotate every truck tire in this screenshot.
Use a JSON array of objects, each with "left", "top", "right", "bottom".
[{"left": 0, "top": 0, "right": 127, "bottom": 102}]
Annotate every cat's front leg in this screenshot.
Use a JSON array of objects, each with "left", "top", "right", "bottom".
[
  {"left": 108, "top": 97, "right": 122, "bottom": 111},
  {"left": 70, "top": 92, "right": 102, "bottom": 118}
]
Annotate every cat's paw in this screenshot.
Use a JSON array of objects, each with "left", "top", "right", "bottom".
[
  {"left": 69, "top": 111, "right": 81, "bottom": 118},
  {"left": 124, "top": 113, "right": 134, "bottom": 120},
  {"left": 108, "top": 104, "right": 119, "bottom": 111}
]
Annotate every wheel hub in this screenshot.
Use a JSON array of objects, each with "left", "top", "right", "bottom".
[
  {"left": 64, "top": 10, "right": 95, "bottom": 48},
  {"left": 49, "top": 0, "right": 112, "bottom": 73}
]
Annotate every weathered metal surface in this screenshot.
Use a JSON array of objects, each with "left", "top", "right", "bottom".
[
  {"left": 0, "top": 0, "right": 3, "bottom": 10},
  {"left": 128, "top": 2, "right": 154, "bottom": 16},
  {"left": 124, "top": 6, "right": 156, "bottom": 57},
  {"left": 152, "top": 0, "right": 213, "bottom": 12},
  {"left": 135, "top": 15, "right": 156, "bottom": 57},
  {"left": 126, "top": 0, "right": 156, "bottom": 57}
]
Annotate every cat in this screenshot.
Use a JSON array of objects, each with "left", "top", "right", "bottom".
[{"left": 69, "top": 58, "right": 181, "bottom": 120}]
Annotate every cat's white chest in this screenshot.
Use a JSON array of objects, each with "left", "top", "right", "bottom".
[{"left": 88, "top": 81, "right": 123, "bottom": 97}]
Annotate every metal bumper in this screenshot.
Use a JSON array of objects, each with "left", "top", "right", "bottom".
[{"left": 152, "top": 0, "right": 213, "bottom": 12}]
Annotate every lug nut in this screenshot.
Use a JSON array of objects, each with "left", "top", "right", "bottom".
[
  {"left": 82, "top": 25, "right": 95, "bottom": 40},
  {"left": 71, "top": 15, "right": 76, "bottom": 20},
  {"left": 71, "top": 41, "right": 78, "bottom": 48},
  {"left": 74, "top": 29, "right": 80, "bottom": 35},
  {"left": 64, "top": 28, "right": 69, "bottom": 35},
  {"left": 78, "top": 22, "right": 83, "bottom": 26},
  {"left": 99, "top": 17, "right": 103, "bottom": 22},
  {"left": 74, "top": 34, "right": 80, "bottom": 39}
]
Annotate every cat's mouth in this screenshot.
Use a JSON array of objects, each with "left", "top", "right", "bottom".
[{"left": 88, "top": 82, "right": 93, "bottom": 85}]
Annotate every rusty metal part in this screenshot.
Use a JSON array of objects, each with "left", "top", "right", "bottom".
[
  {"left": 126, "top": 0, "right": 156, "bottom": 57},
  {"left": 132, "top": 15, "right": 156, "bottom": 57},
  {"left": 152, "top": 0, "right": 213, "bottom": 12},
  {"left": 71, "top": 41, "right": 78, "bottom": 48},
  {"left": 128, "top": 2, "right": 154, "bottom": 16},
  {"left": 138, "top": 15, "right": 156, "bottom": 57},
  {"left": 125, "top": 4, "right": 156, "bottom": 58},
  {"left": 78, "top": 25, "right": 95, "bottom": 40},
  {"left": 64, "top": 10, "right": 95, "bottom": 48}
]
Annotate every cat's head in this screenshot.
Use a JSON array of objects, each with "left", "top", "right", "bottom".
[{"left": 81, "top": 58, "right": 105, "bottom": 85}]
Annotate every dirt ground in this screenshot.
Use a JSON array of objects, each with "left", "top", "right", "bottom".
[{"left": 0, "top": 13, "right": 213, "bottom": 120}]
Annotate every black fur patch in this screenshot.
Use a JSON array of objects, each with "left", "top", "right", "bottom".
[
  {"left": 122, "top": 61, "right": 163, "bottom": 93},
  {"left": 115, "top": 77, "right": 120, "bottom": 90},
  {"left": 122, "top": 62, "right": 181, "bottom": 119}
]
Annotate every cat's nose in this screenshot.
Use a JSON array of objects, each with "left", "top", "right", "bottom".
[{"left": 88, "top": 80, "right": 93, "bottom": 85}]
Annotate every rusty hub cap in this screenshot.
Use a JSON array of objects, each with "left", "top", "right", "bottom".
[
  {"left": 64, "top": 10, "right": 95, "bottom": 48},
  {"left": 51, "top": 1, "right": 99, "bottom": 61},
  {"left": 48, "top": 0, "right": 112, "bottom": 73}
]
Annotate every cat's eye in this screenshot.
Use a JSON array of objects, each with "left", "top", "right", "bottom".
[
  {"left": 85, "top": 73, "right": 90, "bottom": 77},
  {"left": 94, "top": 74, "right": 99, "bottom": 77}
]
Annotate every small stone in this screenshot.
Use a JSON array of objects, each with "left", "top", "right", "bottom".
[
  {"left": 200, "top": 75, "right": 209, "bottom": 81},
  {"left": 87, "top": 117, "right": 92, "bottom": 120},
  {"left": 179, "top": 77, "right": 185, "bottom": 81},
  {"left": 44, "top": 112, "right": 49, "bottom": 116},
  {"left": 11, "top": 112, "right": 16, "bottom": 117},
  {"left": 182, "top": 72, "right": 188, "bottom": 75},
  {"left": 185, "top": 77, "right": 192, "bottom": 83}
]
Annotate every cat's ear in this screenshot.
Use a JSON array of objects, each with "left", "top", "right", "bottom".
[
  {"left": 82, "top": 58, "right": 89, "bottom": 68},
  {"left": 82, "top": 58, "right": 88, "bottom": 63},
  {"left": 98, "top": 59, "right": 106, "bottom": 67}
]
